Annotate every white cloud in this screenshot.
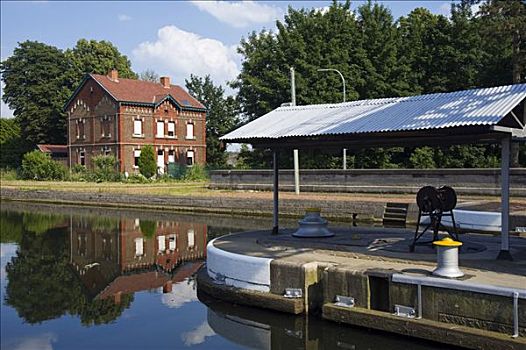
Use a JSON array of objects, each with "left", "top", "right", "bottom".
[
  {"left": 118, "top": 14, "right": 132, "bottom": 22},
  {"left": 133, "top": 25, "right": 240, "bottom": 85},
  {"left": 181, "top": 321, "right": 215, "bottom": 346},
  {"left": 438, "top": 2, "right": 451, "bottom": 16},
  {"left": 314, "top": 6, "right": 330, "bottom": 15},
  {"left": 191, "top": 1, "right": 283, "bottom": 28},
  {"left": 5, "top": 333, "right": 57, "bottom": 350},
  {"left": 160, "top": 280, "right": 198, "bottom": 309}
]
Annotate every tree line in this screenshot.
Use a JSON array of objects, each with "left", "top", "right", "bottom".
[
  {"left": 233, "top": 0, "right": 526, "bottom": 168},
  {"left": 1, "top": 0, "right": 525, "bottom": 171}
]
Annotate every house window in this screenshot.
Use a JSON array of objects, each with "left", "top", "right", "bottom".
[
  {"left": 102, "top": 118, "right": 111, "bottom": 138},
  {"left": 134, "top": 149, "right": 141, "bottom": 168},
  {"left": 134, "top": 237, "right": 144, "bottom": 257},
  {"left": 186, "top": 150, "right": 194, "bottom": 166},
  {"left": 157, "top": 235, "right": 166, "bottom": 252},
  {"left": 167, "top": 121, "right": 175, "bottom": 137},
  {"left": 133, "top": 119, "right": 142, "bottom": 136},
  {"left": 156, "top": 120, "right": 164, "bottom": 138},
  {"left": 168, "top": 234, "right": 176, "bottom": 251},
  {"left": 186, "top": 123, "right": 194, "bottom": 139},
  {"left": 168, "top": 150, "right": 175, "bottom": 163},
  {"left": 79, "top": 150, "right": 85, "bottom": 166},
  {"left": 187, "top": 229, "right": 195, "bottom": 249},
  {"left": 76, "top": 120, "right": 85, "bottom": 139}
]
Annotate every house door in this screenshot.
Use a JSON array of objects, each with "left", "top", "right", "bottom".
[{"left": 157, "top": 150, "right": 165, "bottom": 174}]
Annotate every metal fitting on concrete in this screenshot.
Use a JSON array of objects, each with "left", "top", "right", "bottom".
[
  {"left": 292, "top": 208, "right": 334, "bottom": 238},
  {"left": 432, "top": 237, "right": 464, "bottom": 278}
]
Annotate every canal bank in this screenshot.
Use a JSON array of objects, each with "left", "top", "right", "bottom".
[
  {"left": 197, "top": 228, "right": 526, "bottom": 350},
  {"left": 2, "top": 187, "right": 526, "bottom": 228}
]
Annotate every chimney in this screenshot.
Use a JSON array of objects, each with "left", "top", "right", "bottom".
[
  {"left": 108, "top": 69, "right": 119, "bottom": 81},
  {"left": 160, "top": 76, "right": 171, "bottom": 88}
]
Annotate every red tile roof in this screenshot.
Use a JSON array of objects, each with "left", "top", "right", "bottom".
[
  {"left": 37, "top": 144, "right": 68, "bottom": 154},
  {"left": 90, "top": 74, "right": 205, "bottom": 110}
]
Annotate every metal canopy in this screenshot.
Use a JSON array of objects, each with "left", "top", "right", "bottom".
[
  {"left": 222, "top": 84, "right": 526, "bottom": 147},
  {"left": 223, "top": 84, "right": 526, "bottom": 260}
]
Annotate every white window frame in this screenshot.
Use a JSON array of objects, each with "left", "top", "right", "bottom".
[
  {"left": 168, "top": 150, "right": 175, "bottom": 163},
  {"left": 186, "top": 123, "right": 194, "bottom": 139},
  {"left": 168, "top": 234, "right": 177, "bottom": 251},
  {"left": 134, "top": 237, "right": 144, "bottom": 257},
  {"left": 133, "top": 119, "right": 142, "bottom": 136},
  {"left": 186, "top": 150, "right": 194, "bottom": 166},
  {"left": 79, "top": 150, "right": 85, "bottom": 166},
  {"left": 167, "top": 121, "right": 175, "bottom": 137},
  {"left": 156, "top": 120, "right": 165, "bottom": 138},
  {"left": 157, "top": 235, "right": 166, "bottom": 252},
  {"left": 134, "top": 149, "right": 141, "bottom": 168},
  {"left": 187, "top": 229, "right": 195, "bottom": 249}
]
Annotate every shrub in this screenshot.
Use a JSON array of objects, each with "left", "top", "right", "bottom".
[
  {"left": 139, "top": 220, "right": 156, "bottom": 239},
  {"left": 20, "top": 151, "right": 66, "bottom": 180},
  {"left": 183, "top": 164, "right": 208, "bottom": 181},
  {"left": 167, "top": 163, "right": 186, "bottom": 179},
  {"left": 124, "top": 173, "right": 150, "bottom": 183},
  {"left": 138, "top": 145, "right": 156, "bottom": 178},
  {"left": 92, "top": 155, "right": 119, "bottom": 182}
]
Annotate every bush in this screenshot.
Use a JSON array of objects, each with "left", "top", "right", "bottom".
[
  {"left": 138, "top": 145, "right": 156, "bottom": 178},
  {"left": 20, "top": 151, "right": 66, "bottom": 180},
  {"left": 183, "top": 164, "right": 208, "bottom": 181},
  {"left": 92, "top": 155, "right": 119, "bottom": 182}
]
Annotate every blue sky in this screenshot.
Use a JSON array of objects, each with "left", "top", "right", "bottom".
[{"left": 0, "top": 1, "right": 455, "bottom": 117}]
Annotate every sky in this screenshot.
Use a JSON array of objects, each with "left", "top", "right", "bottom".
[{"left": 0, "top": 0, "right": 456, "bottom": 118}]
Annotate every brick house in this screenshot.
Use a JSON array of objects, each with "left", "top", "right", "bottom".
[{"left": 64, "top": 69, "right": 206, "bottom": 174}]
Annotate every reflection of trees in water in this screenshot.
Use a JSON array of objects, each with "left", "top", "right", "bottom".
[
  {"left": 139, "top": 219, "right": 156, "bottom": 239},
  {"left": 4, "top": 228, "right": 133, "bottom": 326},
  {"left": 22, "top": 212, "right": 67, "bottom": 235},
  {"left": 0, "top": 211, "right": 23, "bottom": 243}
]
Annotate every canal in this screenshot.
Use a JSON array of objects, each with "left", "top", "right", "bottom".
[{"left": 1, "top": 202, "right": 457, "bottom": 349}]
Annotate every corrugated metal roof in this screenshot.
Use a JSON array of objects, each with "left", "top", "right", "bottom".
[{"left": 222, "top": 84, "right": 526, "bottom": 142}]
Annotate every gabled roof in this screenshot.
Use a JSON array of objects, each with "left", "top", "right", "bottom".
[
  {"left": 37, "top": 144, "right": 68, "bottom": 154},
  {"left": 64, "top": 73, "right": 206, "bottom": 111},
  {"left": 222, "top": 84, "right": 526, "bottom": 146},
  {"left": 91, "top": 74, "right": 205, "bottom": 110}
]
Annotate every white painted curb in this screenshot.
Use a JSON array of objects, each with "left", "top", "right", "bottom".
[
  {"left": 207, "top": 237, "right": 273, "bottom": 292},
  {"left": 420, "top": 209, "right": 501, "bottom": 232}
]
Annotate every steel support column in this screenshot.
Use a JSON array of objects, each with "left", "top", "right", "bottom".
[
  {"left": 497, "top": 135, "right": 512, "bottom": 260},
  {"left": 272, "top": 150, "right": 279, "bottom": 235},
  {"left": 293, "top": 149, "right": 300, "bottom": 195}
]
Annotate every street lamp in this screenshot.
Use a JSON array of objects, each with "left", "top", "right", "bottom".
[
  {"left": 317, "top": 68, "right": 346, "bottom": 102},
  {"left": 318, "top": 68, "right": 347, "bottom": 170}
]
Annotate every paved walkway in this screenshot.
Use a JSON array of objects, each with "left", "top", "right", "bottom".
[{"left": 213, "top": 227, "right": 526, "bottom": 290}]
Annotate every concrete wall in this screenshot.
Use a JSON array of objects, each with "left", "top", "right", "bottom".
[{"left": 210, "top": 168, "right": 526, "bottom": 196}]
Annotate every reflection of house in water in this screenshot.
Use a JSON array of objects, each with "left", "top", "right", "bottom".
[{"left": 69, "top": 215, "right": 206, "bottom": 301}]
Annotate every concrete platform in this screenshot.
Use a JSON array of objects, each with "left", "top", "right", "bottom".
[{"left": 198, "top": 226, "right": 526, "bottom": 349}]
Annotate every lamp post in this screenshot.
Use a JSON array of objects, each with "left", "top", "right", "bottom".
[
  {"left": 318, "top": 68, "right": 347, "bottom": 169},
  {"left": 317, "top": 68, "right": 346, "bottom": 102}
]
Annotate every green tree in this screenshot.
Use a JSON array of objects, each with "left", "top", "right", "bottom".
[
  {"left": 138, "top": 145, "right": 156, "bottom": 178},
  {"left": 410, "top": 147, "right": 436, "bottom": 168},
  {"left": 0, "top": 118, "right": 26, "bottom": 168},
  {"left": 92, "top": 155, "right": 119, "bottom": 181},
  {"left": 65, "top": 39, "right": 137, "bottom": 85},
  {"left": 185, "top": 74, "right": 239, "bottom": 167},
  {"left": 1, "top": 39, "right": 136, "bottom": 148},
  {"left": 1, "top": 41, "right": 72, "bottom": 145},
  {"left": 139, "top": 69, "right": 160, "bottom": 82},
  {"left": 20, "top": 150, "right": 66, "bottom": 180}
]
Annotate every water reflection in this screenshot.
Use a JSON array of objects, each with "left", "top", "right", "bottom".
[
  {"left": 2, "top": 206, "right": 207, "bottom": 327},
  {"left": 199, "top": 292, "right": 448, "bottom": 350},
  {"left": 1, "top": 203, "right": 452, "bottom": 350}
]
